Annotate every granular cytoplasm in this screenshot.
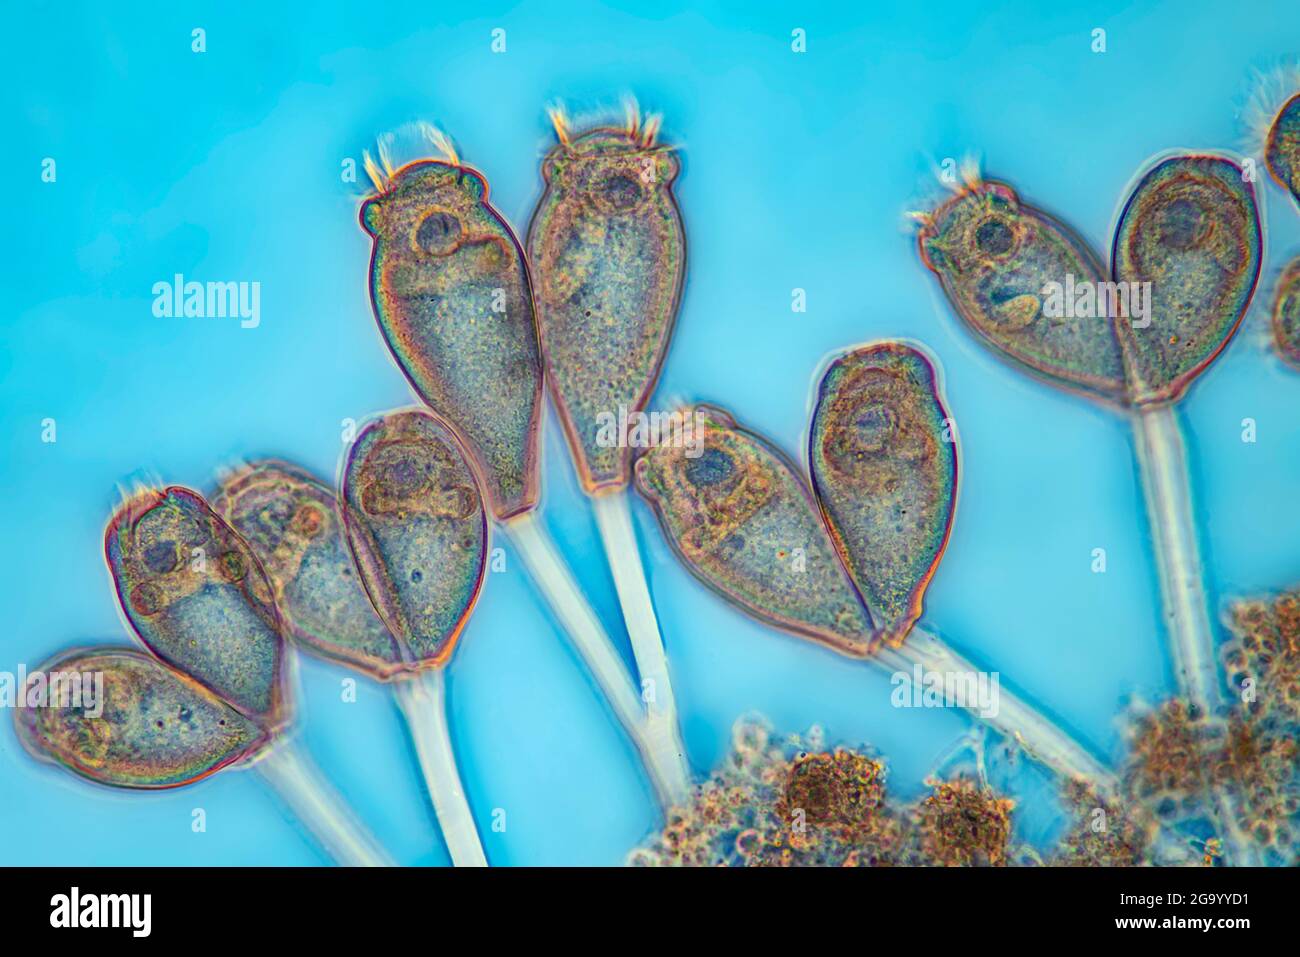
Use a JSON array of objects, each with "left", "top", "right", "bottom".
[
  {"left": 1270, "top": 256, "right": 1300, "bottom": 370},
  {"left": 917, "top": 176, "right": 1127, "bottom": 405},
  {"left": 809, "top": 342, "right": 957, "bottom": 646},
  {"left": 104, "top": 486, "right": 287, "bottom": 729},
  {"left": 340, "top": 409, "right": 488, "bottom": 668},
  {"left": 14, "top": 646, "right": 267, "bottom": 789},
  {"left": 633, "top": 404, "right": 876, "bottom": 657},
  {"left": 1110, "top": 153, "right": 1262, "bottom": 405},
  {"left": 360, "top": 136, "right": 543, "bottom": 520},
  {"left": 212, "top": 461, "right": 406, "bottom": 680},
  {"left": 527, "top": 109, "right": 686, "bottom": 492}
]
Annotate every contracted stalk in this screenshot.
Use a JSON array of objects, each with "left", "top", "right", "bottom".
[
  {"left": 392, "top": 669, "right": 487, "bottom": 867},
  {"left": 505, "top": 511, "right": 691, "bottom": 808},
  {"left": 254, "top": 738, "right": 394, "bottom": 867},
  {"left": 590, "top": 490, "right": 691, "bottom": 805},
  {"left": 875, "top": 627, "right": 1118, "bottom": 798}
]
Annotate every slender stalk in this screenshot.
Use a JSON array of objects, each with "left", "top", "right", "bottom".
[
  {"left": 1131, "top": 404, "right": 1223, "bottom": 712},
  {"left": 254, "top": 738, "right": 394, "bottom": 867},
  {"left": 392, "top": 669, "right": 488, "bottom": 867},
  {"left": 589, "top": 490, "right": 692, "bottom": 805},
  {"left": 504, "top": 511, "right": 690, "bottom": 808},
  {"left": 875, "top": 627, "right": 1119, "bottom": 799},
  {"left": 1129, "top": 403, "right": 1256, "bottom": 865}
]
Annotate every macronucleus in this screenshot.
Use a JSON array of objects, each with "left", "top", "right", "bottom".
[
  {"left": 358, "top": 125, "right": 690, "bottom": 810},
  {"left": 525, "top": 104, "right": 689, "bottom": 796},
  {"left": 1264, "top": 90, "right": 1300, "bottom": 210},
  {"left": 917, "top": 175, "right": 1127, "bottom": 405},
  {"left": 1270, "top": 256, "right": 1300, "bottom": 369},
  {"left": 1111, "top": 155, "right": 1262, "bottom": 407},
  {"left": 918, "top": 155, "right": 1262, "bottom": 862},
  {"left": 527, "top": 105, "right": 685, "bottom": 493},
  {"left": 215, "top": 443, "right": 488, "bottom": 867},
  {"left": 809, "top": 342, "right": 957, "bottom": 648},
  {"left": 105, "top": 485, "right": 287, "bottom": 727},
  {"left": 213, "top": 460, "right": 407, "bottom": 679},
  {"left": 338, "top": 411, "right": 487, "bottom": 668},
  {"left": 634, "top": 404, "right": 876, "bottom": 657},
  {"left": 94, "top": 484, "right": 394, "bottom": 866},
  {"left": 339, "top": 410, "right": 489, "bottom": 865},
  {"left": 635, "top": 396, "right": 1114, "bottom": 793},
  {"left": 360, "top": 130, "right": 542, "bottom": 522},
  {"left": 15, "top": 645, "right": 267, "bottom": 788}
]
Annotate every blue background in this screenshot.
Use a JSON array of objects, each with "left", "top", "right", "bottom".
[{"left": 4, "top": 0, "right": 1300, "bottom": 864}]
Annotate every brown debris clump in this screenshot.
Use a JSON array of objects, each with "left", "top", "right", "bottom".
[
  {"left": 1052, "top": 780, "right": 1154, "bottom": 867},
  {"left": 631, "top": 720, "right": 914, "bottom": 867},
  {"left": 1123, "top": 699, "right": 1217, "bottom": 820},
  {"left": 913, "top": 777, "right": 1014, "bottom": 867}
]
